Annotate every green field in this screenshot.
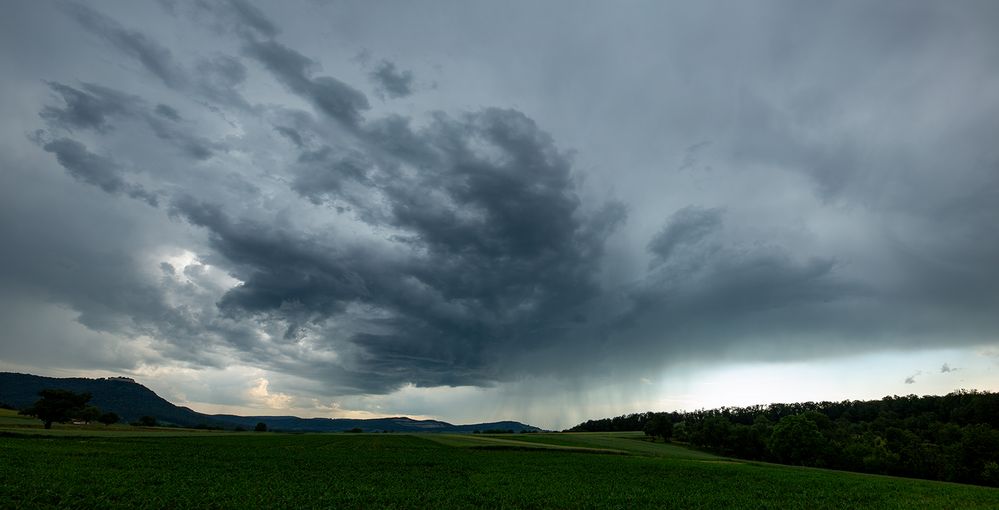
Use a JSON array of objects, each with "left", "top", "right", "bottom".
[{"left": 2, "top": 410, "right": 997, "bottom": 509}]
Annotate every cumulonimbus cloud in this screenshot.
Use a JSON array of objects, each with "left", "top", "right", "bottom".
[{"left": 10, "top": 0, "right": 999, "bottom": 400}]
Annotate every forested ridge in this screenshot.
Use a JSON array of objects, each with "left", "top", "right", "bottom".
[{"left": 570, "top": 390, "right": 999, "bottom": 486}]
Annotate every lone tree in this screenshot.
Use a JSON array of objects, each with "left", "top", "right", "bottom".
[
  {"left": 19, "top": 389, "right": 94, "bottom": 429},
  {"left": 98, "top": 412, "right": 120, "bottom": 426},
  {"left": 254, "top": 422, "right": 268, "bottom": 432}
]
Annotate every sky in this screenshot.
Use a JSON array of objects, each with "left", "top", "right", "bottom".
[{"left": 1, "top": 0, "right": 998, "bottom": 430}]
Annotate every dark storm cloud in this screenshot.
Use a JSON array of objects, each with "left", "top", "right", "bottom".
[
  {"left": 196, "top": 55, "right": 247, "bottom": 88},
  {"left": 368, "top": 109, "right": 593, "bottom": 257},
  {"left": 600, "top": 207, "right": 849, "bottom": 364},
  {"left": 64, "top": 3, "right": 251, "bottom": 111},
  {"left": 274, "top": 126, "right": 303, "bottom": 147},
  {"left": 369, "top": 60, "right": 414, "bottom": 99},
  {"left": 140, "top": 11, "right": 629, "bottom": 382},
  {"left": 207, "top": 0, "right": 280, "bottom": 39},
  {"left": 163, "top": 105, "right": 626, "bottom": 392},
  {"left": 167, "top": 194, "right": 371, "bottom": 319},
  {"left": 155, "top": 104, "right": 181, "bottom": 121},
  {"left": 39, "top": 137, "right": 157, "bottom": 206},
  {"left": 193, "top": 55, "right": 252, "bottom": 110},
  {"left": 647, "top": 206, "right": 723, "bottom": 268},
  {"left": 64, "top": 3, "right": 188, "bottom": 89},
  {"left": 39, "top": 81, "right": 222, "bottom": 160},
  {"left": 9, "top": 0, "right": 999, "bottom": 404},
  {"left": 145, "top": 115, "right": 220, "bottom": 160},
  {"left": 243, "top": 38, "right": 370, "bottom": 127},
  {"left": 159, "top": 0, "right": 280, "bottom": 40},
  {"left": 40, "top": 82, "right": 138, "bottom": 132},
  {"left": 290, "top": 146, "right": 370, "bottom": 204}
]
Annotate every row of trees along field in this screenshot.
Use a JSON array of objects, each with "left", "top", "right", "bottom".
[{"left": 569, "top": 390, "right": 999, "bottom": 487}]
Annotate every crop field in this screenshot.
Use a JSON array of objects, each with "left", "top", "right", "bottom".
[{"left": 2, "top": 412, "right": 998, "bottom": 508}]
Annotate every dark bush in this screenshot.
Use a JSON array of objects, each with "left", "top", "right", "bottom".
[
  {"left": 134, "top": 415, "right": 158, "bottom": 427},
  {"left": 98, "top": 412, "right": 120, "bottom": 426}
]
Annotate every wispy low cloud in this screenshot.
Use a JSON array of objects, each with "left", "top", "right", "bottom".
[
  {"left": 904, "top": 371, "right": 922, "bottom": 384},
  {"left": 369, "top": 60, "right": 415, "bottom": 99},
  {"left": 63, "top": 2, "right": 188, "bottom": 89},
  {"left": 242, "top": 38, "right": 370, "bottom": 128},
  {"left": 39, "top": 81, "right": 224, "bottom": 161},
  {"left": 35, "top": 136, "right": 158, "bottom": 207},
  {"left": 940, "top": 363, "right": 959, "bottom": 373}
]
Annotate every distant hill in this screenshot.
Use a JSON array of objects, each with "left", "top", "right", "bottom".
[
  {"left": 0, "top": 372, "right": 541, "bottom": 433},
  {"left": 211, "top": 414, "right": 539, "bottom": 433},
  {"left": 0, "top": 372, "right": 234, "bottom": 428}
]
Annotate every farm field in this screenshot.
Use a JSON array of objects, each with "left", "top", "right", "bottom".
[{"left": 2, "top": 412, "right": 998, "bottom": 509}]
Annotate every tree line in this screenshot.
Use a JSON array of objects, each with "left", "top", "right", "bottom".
[{"left": 569, "top": 390, "right": 999, "bottom": 487}]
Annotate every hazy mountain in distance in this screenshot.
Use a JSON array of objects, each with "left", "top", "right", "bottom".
[{"left": 0, "top": 372, "right": 541, "bottom": 432}]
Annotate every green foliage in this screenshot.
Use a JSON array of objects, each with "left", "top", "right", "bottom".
[
  {"left": 572, "top": 390, "right": 999, "bottom": 487},
  {"left": 769, "top": 414, "right": 828, "bottom": 466},
  {"left": 78, "top": 405, "right": 101, "bottom": 424},
  {"left": 254, "top": 422, "right": 267, "bottom": 432},
  {"left": 98, "top": 412, "right": 120, "bottom": 426},
  {"left": 134, "top": 416, "right": 158, "bottom": 427},
  {"left": 642, "top": 414, "right": 673, "bottom": 442},
  {"left": 194, "top": 423, "right": 224, "bottom": 431},
  {"left": 18, "top": 389, "right": 95, "bottom": 429}
]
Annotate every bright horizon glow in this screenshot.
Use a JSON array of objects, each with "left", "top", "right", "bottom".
[{"left": 4, "top": 345, "right": 995, "bottom": 430}]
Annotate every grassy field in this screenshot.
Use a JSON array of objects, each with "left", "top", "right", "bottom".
[{"left": 2, "top": 411, "right": 998, "bottom": 509}]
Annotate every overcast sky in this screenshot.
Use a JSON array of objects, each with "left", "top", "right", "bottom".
[{"left": 1, "top": 0, "right": 998, "bottom": 429}]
